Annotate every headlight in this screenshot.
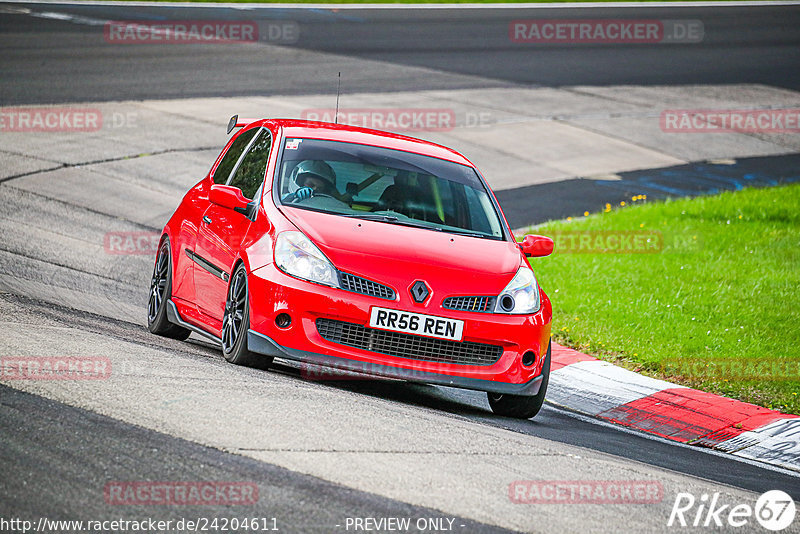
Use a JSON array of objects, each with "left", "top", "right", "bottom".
[
  {"left": 275, "top": 231, "right": 339, "bottom": 288},
  {"left": 495, "top": 267, "right": 541, "bottom": 314}
]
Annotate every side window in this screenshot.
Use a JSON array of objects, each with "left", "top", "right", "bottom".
[
  {"left": 228, "top": 129, "right": 272, "bottom": 200},
  {"left": 212, "top": 128, "right": 258, "bottom": 185}
]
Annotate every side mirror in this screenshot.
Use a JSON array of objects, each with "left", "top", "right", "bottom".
[
  {"left": 210, "top": 184, "right": 249, "bottom": 213},
  {"left": 519, "top": 234, "right": 554, "bottom": 257}
]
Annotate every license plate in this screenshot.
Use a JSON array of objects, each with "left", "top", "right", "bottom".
[{"left": 369, "top": 307, "right": 464, "bottom": 341}]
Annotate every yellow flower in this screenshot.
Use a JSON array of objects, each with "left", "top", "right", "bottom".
[
  {"left": 620, "top": 201, "right": 626, "bottom": 206},
  {"left": 567, "top": 216, "right": 572, "bottom": 221},
  {"left": 639, "top": 223, "right": 644, "bottom": 228},
  {"left": 584, "top": 211, "right": 589, "bottom": 216}
]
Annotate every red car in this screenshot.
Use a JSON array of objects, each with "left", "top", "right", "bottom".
[{"left": 148, "top": 117, "right": 554, "bottom": 418}]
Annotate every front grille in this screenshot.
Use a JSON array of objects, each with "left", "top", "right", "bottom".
[
  {"left": 316, "top": 318, "right": 503, "bottom": 366},
  {"left": 442, "top": 296, "right": 497, "bottom": 313},
  {"left": 339, "top": 272, "right": 395, "bottom": 300}
]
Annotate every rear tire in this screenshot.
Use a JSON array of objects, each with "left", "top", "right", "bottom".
[
  {"left": 487, "top": 341, "right": 551, "bottom": 419},
  {"left": 221, "top": 264, "right": 273, "bottom": 370},
  {"left": 147, "top": 237, "right": 191, "bottom": 341}
]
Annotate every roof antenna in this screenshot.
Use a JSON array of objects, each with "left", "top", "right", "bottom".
[{"left": 335, "top": 72, "right": 341, "bottom": 124}]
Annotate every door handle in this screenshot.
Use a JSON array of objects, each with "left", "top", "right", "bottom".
[{"left": 202, "top": 216, "right": 212, "bottom": 225}]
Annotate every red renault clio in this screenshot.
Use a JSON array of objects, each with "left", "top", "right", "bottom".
[{"left": 148, "top": 117, "right": 553, "bottom": 418}]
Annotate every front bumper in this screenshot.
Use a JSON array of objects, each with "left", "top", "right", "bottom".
[
  {"left": 247, "top": 262, "right": 551, "bottom": 395},
  {"left": 247, "top": 329, "right": 546, "bottom": 396}
]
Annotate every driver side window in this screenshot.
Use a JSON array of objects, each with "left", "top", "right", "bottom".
[{"left": 213, "top": 128, "right": 258, "bottom": 185}]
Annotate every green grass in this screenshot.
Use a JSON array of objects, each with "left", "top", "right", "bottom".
[{"left": 525, "top": 183, "right": 800, "bottom": 415}]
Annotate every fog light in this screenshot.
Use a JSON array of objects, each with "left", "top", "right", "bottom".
[
  {"left": 275, "top": 313, "right": 292, "bottom": 328},
  {"left": 500, "top": 295, "right": 515, "bottom": 312},
  {"left": 522, "top": 351, "right": 536, "bottom": 367}
]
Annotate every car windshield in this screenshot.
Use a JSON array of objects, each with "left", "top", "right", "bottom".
[{"left": 276, "top": 138, "right": 505, "bottom": 239}]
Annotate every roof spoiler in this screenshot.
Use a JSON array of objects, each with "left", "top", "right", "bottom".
[{"left": 227, "top": 114, "right": 258, "bottom": 135}]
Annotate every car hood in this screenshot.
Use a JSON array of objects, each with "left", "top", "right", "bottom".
[{"left": 282, "top": 207, "right": 523, "bottom": 296}]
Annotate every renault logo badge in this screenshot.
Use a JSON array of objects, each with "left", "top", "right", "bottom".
[{"left": 410, "top": 280, "right": 430, "bottom": 303}]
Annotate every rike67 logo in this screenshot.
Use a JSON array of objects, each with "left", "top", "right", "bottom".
[{"left": 668, "top": 490, "right": 796, "bottom": 531}]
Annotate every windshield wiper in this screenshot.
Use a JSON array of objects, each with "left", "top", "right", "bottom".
[
  {"left": 444, "top": 228, "right": 487, "bottom": 237},
  {"left": 343, "top": 213, "right": 439, "bottom": 230},
  {"left": 341, "top": 213, "right": 488, "bottom": 237},
  {"left": 341, "top": 213, "right": 400, "bottom": 222}
]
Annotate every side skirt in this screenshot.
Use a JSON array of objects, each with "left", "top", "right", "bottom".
[{"left": 166, "top": 299, "right": 222, "bottom": 345}]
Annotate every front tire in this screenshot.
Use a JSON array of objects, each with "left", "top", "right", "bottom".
[
  {"left": 488, "top": 341, "right": 551, "bottom": 419},
  {"left": 221, "top": 264, "right": 273, "bottom": 370}
]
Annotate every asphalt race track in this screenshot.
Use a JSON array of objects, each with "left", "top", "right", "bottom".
[
  {"left": 1, "top": 2, "right": 799, "bottom": 533},
  {"left": 1, "top": 2, "right": 800, "bottom": 104}
]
